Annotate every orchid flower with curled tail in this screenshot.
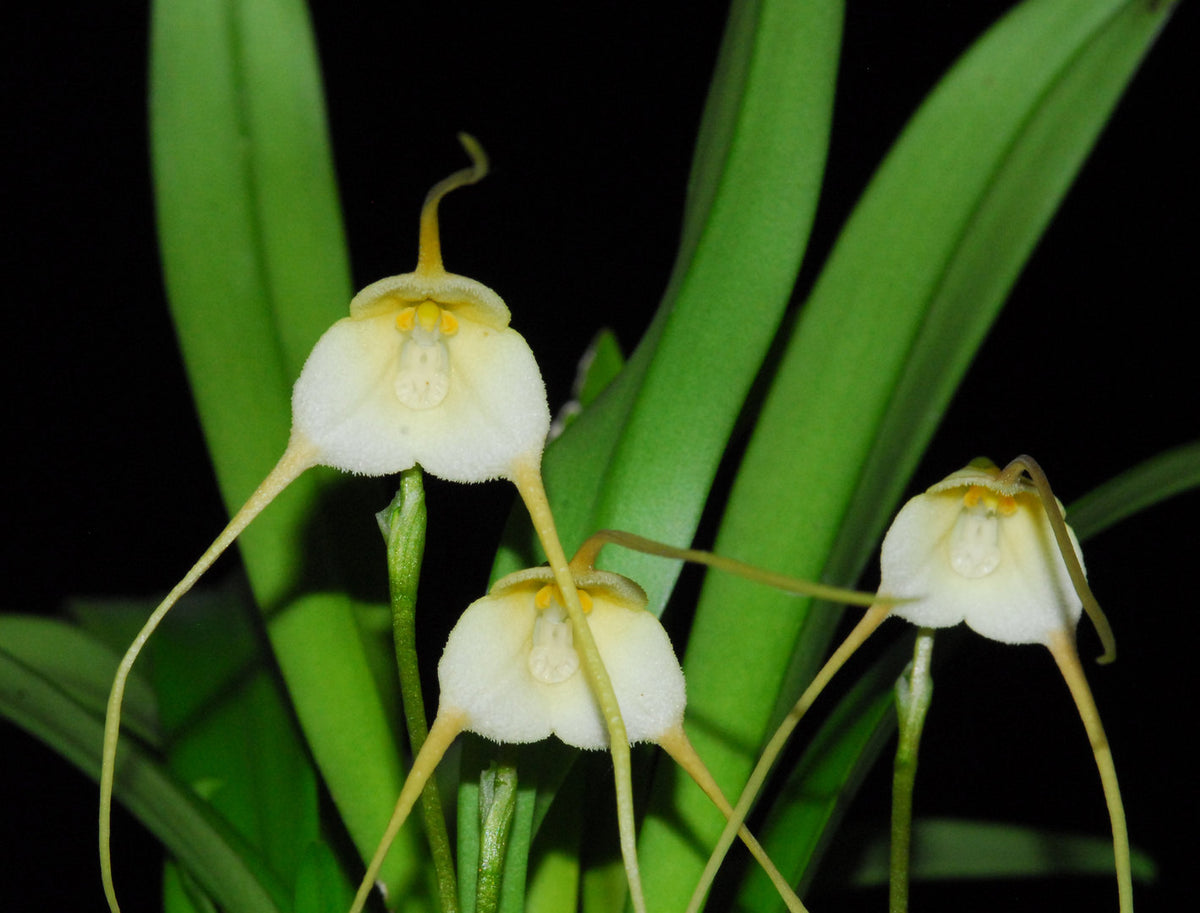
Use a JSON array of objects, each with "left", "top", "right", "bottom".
[
  {"left": 688, "top": 455, "right": 1133, "bottom": 913},
  {"left": 347, "top": 529, "right": 893, "bottom": 913},
  {"left": 99, "top": 136, "right": 638, "bottom": 913}
]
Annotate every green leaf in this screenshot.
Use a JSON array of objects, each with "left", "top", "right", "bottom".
[
  {"left": 147, "top": 585, "right": 329, "bottom": 906},
  {"left": 293, "top": 842, "right": 356, "bottom": 913},
  {"left": 0, "top": 647, "right": 290, "bottom": 913},
  {"left": 497, "top": 0, "right": 841, "bottom": 611},
  {"left": 0, "top": 613, "right": 160, "bottom": 747},
  {"left": 164, "top": 861, "right": 221, "bottom": 913},
  {"left": 638, "top": 0, "right": 1176, "bottom": 907},
  {"left": 1067, "top": 439, "right": 1200, "bottom": 540},
  {"left": 485, "top": 0, "right": 843, "bottom": 906},
  {"left": 841, "top": 817, "right": 1158, "bottom": 886},
  {"left": 575, "top": 331, "right": 625, "bottom": 411},
  {"left": 150, "top": 0, "right": 419, "bottom": 895}
]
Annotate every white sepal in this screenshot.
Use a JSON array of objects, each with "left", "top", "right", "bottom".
[
  {"left": 437, "top": 567, "right": 686, "bottom": 749},
  {"left": 880, "top": 463, "right": 1084, "bottom": 646},
  {"left": 291, "top": 308, "right": 548, "bottom": 481}
]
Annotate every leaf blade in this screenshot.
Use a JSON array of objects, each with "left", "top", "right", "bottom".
[
  {"left": 639, "top": 2, "right": 1177, "bottom": 907},
  {"left": 149, "top": 0, "right": 418, "bottom": 895},
  {"left": 0, "top": 647, "right": 290, "bottom": 913}
]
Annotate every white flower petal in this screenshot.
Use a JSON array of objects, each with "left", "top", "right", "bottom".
[
  {"left": 881, "top": 492, "right": 974, "bottom": 630},
  {"left": 437, "top": 592, "right": 559, "bottom": 744},
  {"left": 291, "top": 311, "right": 549, "bottom": 480},
  {"left": 963, "top": 504, "right": 1083, "bottom": 645},
  {"left": 437, "top": 571, "right": 686, "bottom": 750},
  {"left": 552, "top": 604, "right": 686, "bottom": 748},
  {"left": 880, "top": 470, "right": 1085, "bottom": 647}
]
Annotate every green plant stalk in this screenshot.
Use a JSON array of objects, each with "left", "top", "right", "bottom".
[
  {"left": 476, "top": 761, "right": 520, "bottom": 913},
  {"left": 380, "top": 469, "right": 457, "bottom": 913},
  {"left": 890, "top": 630, "right": 935, "bottom": 913}
]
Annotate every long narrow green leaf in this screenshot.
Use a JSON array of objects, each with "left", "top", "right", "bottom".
[
  {"left": 65, "top": 588, "right": 350, "bottom": 912},
  {"left": 0, "top": 648, "right": 289, "bottom": 913},
  {"left": 148, "top": 588, "right": 331, "bottom": 910},
  {"left": 1068, "top": 439, "right": 1200, "bottom": 540},
  {"left": 150, "top": 0, "right": 419, "bottom": 896},
  {"left": 293, "top": 841, "right": 356, "bottom": 913},
  {"left": 485, "top": 1, "right": 843, "bottom": 906},
  {"left": 497, "top": 0, "right": 842, "bottom": 610},
  {"left": 639, "top": 1, "right": 1175, "bottom": 908},
  {"left": 842, "top": 817, "right": 1158, "bottom": 886},
  {"left": 0, "top": 614, "right": 160, "bottom": 746}
]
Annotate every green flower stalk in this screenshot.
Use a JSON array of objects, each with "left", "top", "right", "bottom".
[
  {"left": 378, "top": 470, "right": 457, "bottom": 913},
  {"left": 890, "top": 629, "right": 935, "bottom": 913}
]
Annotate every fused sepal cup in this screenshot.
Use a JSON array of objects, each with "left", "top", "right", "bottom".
[{"left": 881, "top": 460, "right": 1086, "bottom": 646}]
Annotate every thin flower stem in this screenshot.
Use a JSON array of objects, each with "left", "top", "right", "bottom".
[
  {"left": 1046, "top": 629, "right": 1133, "bottom": 913},
  {"left": 509, "top": 456, "right": 645, "bottom": 913},
  {"left": 889, "top": 629, "right": 935, "bottom": 913},
  {"left": 349, "top": 711, "right": 467, "bottom": 913},
  {"left": 657, "top": 728, "right": 809, "bottom": 913},
  {"left": 416, "top": 134, "right": 488, "bottom": 276},
  {"left": 578, "top": 529, "right": 886, "bottom": 607},
  {"left": 100, "top": 438, "right": 318, "bottom": 913},
  {"left": 686, "top": 602, "right": 894, "bottom": 913},
  {"left": 380, "top": 468, "right": 458, "bottom": 913}
]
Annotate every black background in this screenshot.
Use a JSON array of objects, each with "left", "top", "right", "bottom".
[{"left": 5, "top": 2, "right": 1196, "bottom": 910}]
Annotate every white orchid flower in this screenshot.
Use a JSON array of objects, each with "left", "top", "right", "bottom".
[
  {"left": 100, "top": 135, "right": 552, "bottom": 913},
  {"left": 878, "top": 457, "right": 1130, "bottom": 911},
  {"left": 880, "top": 459, "right": 1094, "bottom": 647},
  {"left": 689, "top": 456, "right": 1132, "bottom": 913},
  {"left": 289, "top": 137, "right": 548, "bottom": 482},
  {"left": 438, "top": 566, "right": 685, "bottom": 748},
  {"left": 350, "top": 554, "right": 814, "bottom": 913}
]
